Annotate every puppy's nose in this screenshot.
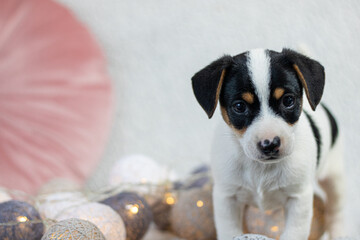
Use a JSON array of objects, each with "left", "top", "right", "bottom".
[{"left": 258, "top": 136, "right": 281, "bottom": 156}]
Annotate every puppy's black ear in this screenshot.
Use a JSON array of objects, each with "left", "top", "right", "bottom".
[
  {"left": 191, "top": 55, "right": 233, "bottom": 118},
  {"left": 282, "top": 49, "right": 325, "bottom": 111}
]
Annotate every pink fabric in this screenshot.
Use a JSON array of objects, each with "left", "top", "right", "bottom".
[{"left": 0, "top": 0, "right": 113, "bottom": 193}]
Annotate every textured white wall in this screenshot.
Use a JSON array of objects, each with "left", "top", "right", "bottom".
[{"left": 57, "top": 0, "right": 360, "bottom": 235}]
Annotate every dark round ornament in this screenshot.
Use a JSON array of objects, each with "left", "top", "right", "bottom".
[
  {"left": 148, "top": 182, "right": 179, "bottom": 231},
  {"left": 100, "top": 191, "right": 153, "bottom": 240},
  {"left": 170, "top": 187, "right": 216, "bottom": 240},
  {"left": 151, "top": 198, "right": 172, "bottom": 231},
  {"left": 0, "top": 200, "right": 44, "bottom": 240}
]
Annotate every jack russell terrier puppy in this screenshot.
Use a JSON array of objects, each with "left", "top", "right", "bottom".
[{"left": 191, "top": 49, "right": 345, "bottom": 240}]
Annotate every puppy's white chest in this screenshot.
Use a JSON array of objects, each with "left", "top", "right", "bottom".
[{"left": 237, "top": 186, "right": 288, "bottom": 211}]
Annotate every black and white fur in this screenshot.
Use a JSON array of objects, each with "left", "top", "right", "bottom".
[{"left": 192, "top": 49, "right": 344, "bottom": 240}]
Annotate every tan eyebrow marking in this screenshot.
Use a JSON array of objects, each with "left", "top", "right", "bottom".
[
  {"left": 242, "top": 92, "right": 254, "bottom": 104},
  {"left": 220, "top": 107, "right": 246, "bottom": 135},
  {"left": 273, "top": 88, "right": 285, "bottom": 100}
]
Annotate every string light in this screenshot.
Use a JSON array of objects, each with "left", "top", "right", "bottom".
[
  {"left": 17, "top": 216, "right": 28, "bottom": 222},
  {"left": 0, "top": 175, "right": 329, "bottom": 240},
  {"left": 126, "top": 204, "right": 139, "bottom": 214},
  {"left": 164, "top": 192, "right": 176, "bottom": 205},
  {"left": 196, "top": 200, "right": 204, "bottom": 208},
  {"left": 270, "top": 226, "right": 279, "bottom": 232}
]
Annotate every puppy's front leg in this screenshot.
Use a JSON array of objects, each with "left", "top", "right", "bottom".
[
  {"left": 213, "top": 185, "right": 244, "bottom": 240},
  {"left": 281, "top": 188, "right": 313, "bottom": 240}
]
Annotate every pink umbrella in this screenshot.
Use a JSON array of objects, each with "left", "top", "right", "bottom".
[{"left": 0, "top": 0, "right": 113, "bottom": 193}]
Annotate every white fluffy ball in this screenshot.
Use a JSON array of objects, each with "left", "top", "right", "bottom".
[
  {"left": 0, "top": 190, "right": 11, "bottom": 203},
  {"left": 56, "top": 202, "right": 126, "bottom": 240},
  {"left": 37, "top": 191, "right": 88, "bottom": 219},
  {"left": 108, "top": 154, "right": 177, "bottom": 189},
  {"left": 37, "top": 178, "right": 81, "bottom": 195}
]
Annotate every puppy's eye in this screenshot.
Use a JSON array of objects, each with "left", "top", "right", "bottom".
[
  {"left": 281, "top": 93, "right": 296, "bottom": 109},
  {"left": 232, "top": 101, "right": 248, "bottom": 114}
]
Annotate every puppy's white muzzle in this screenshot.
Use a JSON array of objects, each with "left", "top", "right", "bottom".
[{"left": 239, "top": 116, "right": 295, "bottom": 162}]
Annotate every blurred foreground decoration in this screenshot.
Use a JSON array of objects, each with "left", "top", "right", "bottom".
[
  {"left": 55, "top": 202, "right": 126, "bottom": 240},
  {"left": 108, "top": 154, "right": 177, "bottom": 194},
  {"left": 37, "top": 178, "right": 82, "bottom": 196},
  {"left": 101, "top": 191, "right": 153, "bottom": 240},
  {"left": 0, "top": 161, "right": 353, "bottom": 240},
  {"left": 243, "top": 195, "right": 325, "bottom": 240},
  {"left": 0, "top": 0, "right": 113, "bottom": 194},
  {"left": 150, "top": 195, "right": 173, "bottom": 231},
  {"left": 37, "top": 191, "right": 88, "bottom": 220},
  {"left": 0, "top": 200, "right": 44, "bottom": 240},
  {"left": 149, "top": 164, "right": 211, "bottom": 232},
  {"left": 170, "top": 187, "right": 217, "bottom": 240},
  {"left": 41, "top": 218, "right": 105, "bottom": 240}
]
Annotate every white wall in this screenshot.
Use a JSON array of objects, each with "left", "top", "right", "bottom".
[{"left": 57, "top": 0, "right": 360, "bottom": 235}]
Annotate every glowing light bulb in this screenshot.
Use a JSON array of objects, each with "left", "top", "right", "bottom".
[
  {"left": 17, "top": 216, "right": 28, "bottom": 222},
  {"left": 126, "top": 204, "right": 139, "bottom": 214},
  {"left": 271, "top": 225, "right": 279, "bottom": 232},
  {"left": 164, "top": 193, "right": 175, "bottom": 205},
  {"left": 196, "top": 200, "right": 204, "bottom": 208}
]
